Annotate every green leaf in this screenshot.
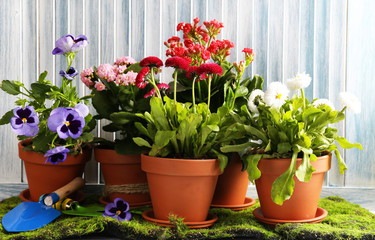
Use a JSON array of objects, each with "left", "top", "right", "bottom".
[
  {"left": 221, "top": 142, "right": 253, "bottom": 153},
  {"left": 134, "top": 122, "right": 151, "bottom": 138},
  {"left": 0, "top": 110, "right": 14, "bottom": 125},
  {"left": 211, "top": 149, "right": 228, "bottom": 171},
  {"left": 115, "top": 138, "right": 148, "bottom": 155},
  {"left": 335, "top": 137, "right": 363, "bottom": 150},
  {"left": 277, "top": 142, "right": 292, "bottom": 154},
  {"left": 244, "top": 154, "right": 263, "bottom": 183},
  {"left": 110, "top": 112, "right": 140, "bottom": 125},
  {"left": 92, "top": 90, "right": 119, "bottom": 119},
  {"left": 271, "top": 152, "right": 297, "bottom": 205},
  {"left": 150, "top": 97, "right": 170, "bottom": 130},
  {"left": 38, "top": 71, "right": 48, "bottom": 83},
  {"left": 0, "top": 80, "right": 21, "bottom": 95},
  {"left": 295, "top": 153, "right": 316, "bottom": 182},
  {"left": 155, "top": 130, "right": 176, "bottom": 147},
  {"left": 334, "top": 148, "right": 348, "bottom": 174},
  {"left": 133, "top": 137, "right": 152, "bottom": 148}
]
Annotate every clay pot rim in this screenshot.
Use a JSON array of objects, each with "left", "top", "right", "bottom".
[
  {"left": 141, "top": 154, "right": 222, "bottom": 176},
  {"left": 18, "top": 139, "right": 92, "bottom": 166},
  {"left": 259, "top": 151, "right": 332, "bottom": 161},
  {"left": 94, "top": 148, "right": 141, "bottom": 164},
  {"left": 141, "top": 153, "right": 218, "bottom": 162}
]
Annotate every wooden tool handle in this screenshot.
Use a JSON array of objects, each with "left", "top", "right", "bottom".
[{"left": 43, "top": 177, "right": 85, "bottom": 206}]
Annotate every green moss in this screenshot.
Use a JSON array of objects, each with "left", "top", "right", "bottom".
[{"left": 0, "top": 196, "right": 374, "bottom": 240}]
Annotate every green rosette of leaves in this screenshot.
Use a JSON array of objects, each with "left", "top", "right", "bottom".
[{"left": 221, "top": 73, "right": 363, "bottom": 205}]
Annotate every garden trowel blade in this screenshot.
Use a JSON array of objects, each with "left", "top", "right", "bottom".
[{"left": 1, "top": 201, "right": 61, "bottom": 232}]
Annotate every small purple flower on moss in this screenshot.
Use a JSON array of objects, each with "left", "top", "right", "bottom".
[
  {"left": 59, "top": 67, "right": 78, "bottom": 80},
  {"left": 47, "top": 107, "right": 85, "bottom": 139},
  {"left": 44, "top": 146, "right": 70, "bottom": 164},
  {"left": 10, "top": 106, "right": 39, "bottom": 137},
  {"left": 52, "top": 34, "right": 88, "bottom": 55},
  {"left": 103, "top": 198, "right": 131, "bottom": 221}
]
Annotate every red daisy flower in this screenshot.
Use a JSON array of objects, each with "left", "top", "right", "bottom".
[
  {"left": 196, "top": 63, "right": 223, "bottom": 76},
  {"left": 157, "top": 83, "right": 170, "bottom": 90},
  {"left": 135, "top": 67, "right": 149, "bottom": 89},
  {"left": 139, "top": 56, "right": 163, "bottom": 68},
  {"left": 144, "top": 89, "right": 156, "bottom": 98},
  {"left": 165, "top": 56, "right": 190, "bottom": 71},
  {"left": 186, "top": 66, "right": 199, "bottom": 80}
]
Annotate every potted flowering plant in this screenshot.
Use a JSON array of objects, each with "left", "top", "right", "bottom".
[
  {"left": 0, "top": 34, "right": 95, "bottom": 202},
  {"left": 222, "top": 72, "right": 363, "bottom": 222},
  {"left": 163, "top": 17, "right": 262, "bottom": 207},
  {"left": 131, "top": 19, "right": 258, "bottom": 224},
  {"left": 80, "top": 57, "right": 159, "bottom": 206}
]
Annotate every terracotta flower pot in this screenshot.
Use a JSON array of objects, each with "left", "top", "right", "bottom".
[
  {"left": 212, "top": 153, "right": 250, "bottom": 205},
  {"left": 141, "top": 154, "right": 222, "bottom": 222},
  {"left": 95, "top": 148, "right": 151, "bottom": 205},
  {"left": 19, "top": 139, "right": 91, "bottom": 202},
  {"left": 255, "top": 153, "right": 331, "bottom": 220}
]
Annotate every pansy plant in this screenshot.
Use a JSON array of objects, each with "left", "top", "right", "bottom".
[
  {"left": 0, "top": 34, "right": 95, "bottom": 162},
  {"left": 222, "top": 72, "right": 363, "bottom": 205}
]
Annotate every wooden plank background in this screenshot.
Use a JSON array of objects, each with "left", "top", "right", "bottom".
[{"left": 0, "top": 0, "right": 373, "bottom": 188}]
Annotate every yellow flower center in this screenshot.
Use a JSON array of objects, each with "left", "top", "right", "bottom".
[
  {"left": 276, "top": 93, "right": 282, "bottom": 99},
  {"left": 65, "top": 121, "right": 70, "bottom": 127},
  {"left": 116, "top": 210, "right": 121, "bottom": 216},
  {"left": 22, "top": 118, "right": 27, "bottom": 123}
]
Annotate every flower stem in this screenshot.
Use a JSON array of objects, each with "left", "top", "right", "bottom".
[
  {"left": 207, "top": 75, "right": 212, "bottom": 109},
  {"left": 173, "top": 71, "right": 178, "bottom": 105},
  {"left": 192, "top": 78, "right": 197, "bottom": 113},
  {"left": 301, "top": 88, "right": 306, "bottom": 111},
  {"left": 150, "top": 68, "right": 162, "bottom": 100},
  {"left": 197, "top": 81, "right": 202, "bottom": 102}
]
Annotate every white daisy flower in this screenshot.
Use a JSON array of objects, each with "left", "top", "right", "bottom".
[
  {"left": 286, "top": 72, "right": 312, "bottom": 91},
  {"left": 264, "top": 82, "right": 289, "bottom": 109},
  {"left": 248, "top": 89, "right": 265, "bottom": 113},
  {"left": 339, "top": 92, "right": 361, "bottom": 114},
  {"left": 313, "top": 99, "right": 335, "bottom": 110}
]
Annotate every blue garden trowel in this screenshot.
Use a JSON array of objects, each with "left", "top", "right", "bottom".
[{"left": 2, "top": 177, "right": 85, "bottom": 232}]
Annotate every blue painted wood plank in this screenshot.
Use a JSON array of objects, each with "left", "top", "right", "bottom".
[
  {"left": 0, "top": 0, "right": 22, "bottom": 182},
  {"left": 38, "top": 0, "right": 55, "bottom": 85},
  {"left": 192, "top": 0, "right": 207, "bottom": 22},
  {"left": 84, "top": 0, "right": 101, "bottom": 183},
  {"left": 327, "top": 0, "right": 347, "bottom": 187},
  {"left": 238, "top": 0, "right": 254, "bottom": 79},
  {"left": 313, "top": 0, "right": 330, "bottom": 100},
  {"left": 253, "top": 0, "right": 269, "bottom": 88},
  {"left": 116, "top": 0, "right": 131, "bottom": 58},
  {"left": 345, "top": 0, "right": 375, "bottom": 187},
  {"left": 146, "top": 0, "right": 161, "bottom": 58},
  {"left": 268, "top": 0, "right": 284, "bottom": 83},
  {"left": 130, "top": 0, "right": 145, "bottom": 61},
  {"left": 54, "top": 0, "right": 69, "bottom": 87},
  {"left": 283, "top": 0, "right": 299, "bottom": 82},
  {"left": 299, "top": 0, "right": 314, "bottom": 100},
  {"left": 222, "top": 0, "right": 238, "bottom": 63},
  {"left": 161, "top": 0, "right": 177, "bottom": 83}
]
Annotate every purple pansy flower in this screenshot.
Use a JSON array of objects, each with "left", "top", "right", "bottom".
[
  {"left": 59, "top": 67, "right": 79, "bottom": 80},
  {"left": 103, "top": 198, "right": 131, "bottom": 221},
  {"left": 52, "top": 34, "right": 89, "bottom": 55},
  {"left": 44, "top": 146, "right": 70, "bottom": 164},
  {"left": 47, "top": 107, "right": 85, "bottom": 139},
  {"left": 10, "top": 106, "right": 39, "bottom": 137}
]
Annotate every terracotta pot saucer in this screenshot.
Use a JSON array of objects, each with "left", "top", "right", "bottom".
[
  {"left": 20, "top": 188, "right": 85, "bottom": 203},
  {"left": 142, "top": 209, "right": 218, "bottom": 228},
  {"left": 253, "top": 206, "right": 328, "bottom": 226},
  {"left": 211, "top": 197, "right": 256, "bottom": 211},
  {"left": 99, "top": 196, "right": 152, "bottom": 208}
]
